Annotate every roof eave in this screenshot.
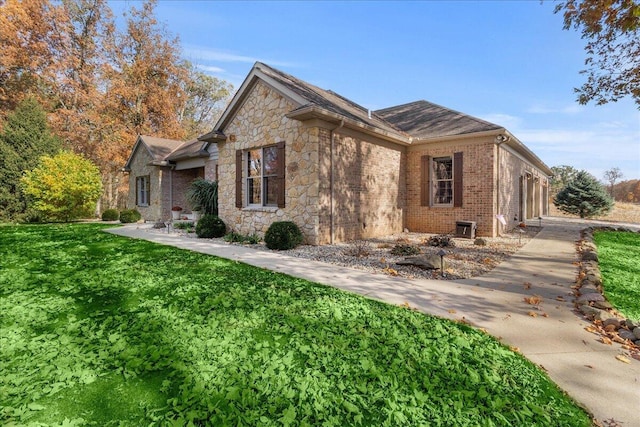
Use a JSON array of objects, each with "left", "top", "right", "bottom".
[
  {"left": 167, "top": 150, "right": 211, "bottom": 162},
  {"left": 410, "top": 128, "right": 505, "bottom": 145},
  {"left": 198, "top": 130, "right": 226, "bottom": 143},
  {"left": 503, "top": 130, "right": 553, "bottom": 176},
  {"left": 286, "top": 105, "right": 412, "bottom": 146}
]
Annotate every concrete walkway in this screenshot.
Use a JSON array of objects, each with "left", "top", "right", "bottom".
[{"left": 107, "top": 218, "right": 640, "bottom": 425}]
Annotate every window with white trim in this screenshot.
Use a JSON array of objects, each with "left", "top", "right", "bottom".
[
  {"left": 246, "top": 146, "right": 279, "bottom": 206},
  {"left": 432, "top": 157, "right": 453, "bottom": 205},
  {"left": 136, "top": 176, "right": 150, "bottom": 206}
]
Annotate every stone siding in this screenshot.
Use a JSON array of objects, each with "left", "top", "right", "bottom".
[
  {"left": 217, "top": 81, "right": 321, "bottom": 243},
  {"left": 126, "top": 146, "right": 166, "bottom": 222},
  {"left": 317, "top": 129, "right": 406, "bottom": 244},
  {"left": 406, "top": 138, "right": 497, "bottom": 237}
]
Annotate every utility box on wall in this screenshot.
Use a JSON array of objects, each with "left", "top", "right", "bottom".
[{"left": 455, "top": 221, "right": 476, "bottom": 239}]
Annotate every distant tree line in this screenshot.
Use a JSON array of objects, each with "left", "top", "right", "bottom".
[{"left": 0, "top": 0, "right": 232, "bottom": 219}]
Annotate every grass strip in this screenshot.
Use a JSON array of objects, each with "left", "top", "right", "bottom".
[
  {"left": 0, "top": 224, "right": 591, "bottom": 426},
  {"left": 593, "top": 230, "right": 640, "bottom": 321}
]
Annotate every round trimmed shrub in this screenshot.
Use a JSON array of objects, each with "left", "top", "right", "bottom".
[
  {"left": 265, "top": 221, "right": 303, "bottom": 250},
  {"left": 101, "top": 209, "right": 120, "bottom": 221},
  {"left": 119, "top": 209, "right": 141, "bottom": 223},
  {"left": 196, "top": 214, "right": 226, "bottom": 238}
]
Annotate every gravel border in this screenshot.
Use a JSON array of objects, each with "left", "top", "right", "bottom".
[{"left": 148, "top": 224, "right": 540, "bottom": 280}]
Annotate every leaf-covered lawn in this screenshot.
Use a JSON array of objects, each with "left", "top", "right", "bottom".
[
  {"left": 594, "top": 230, "right": 640, "bottom": 321},
  {"left": 0, "top": 224, "right": 591, "bottom": 426}
]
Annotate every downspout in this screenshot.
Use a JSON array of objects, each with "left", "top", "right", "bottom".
[
  {"left": 494, "top": 134, "right": 509, "bottom": 236},
  {"left": 169, "top": 165, "right": 175, "bottom": 218},
  {"left": 330, "top": 119, "right": 345, "bottom": 244}
]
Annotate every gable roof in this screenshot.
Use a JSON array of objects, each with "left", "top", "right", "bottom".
[
  {"left": 123, "top": 135, "right": 210, "bottom": 171},
  {"left": 198, "top": 62, "right": 550, "bottom": 175},
  {"left": 375, "top": 100, "right": 502, "bottom": 140},
  {"left": 203, "top": 62, "right": 411, "bottom": 144}
]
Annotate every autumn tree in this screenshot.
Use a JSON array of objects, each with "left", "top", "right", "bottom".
[
  {"left": 1, "top": 0, "right": 233, "bottom": 209},
  {"left": 555, "top": 0, "right": 640, "bottom": 107},
  {"left": 0, "top": 97, "right": 61, "bottom": 220},
  {"left": 21, "top": 151, "right": 103, "bottom": 221},
  {"left": 554, "top": 170, "right": 613, "bottom": 218},
  {"left": 603, "top": 167, "right": 623, "bottom": 198},
  {"left": 0, "top": 0, "right": 67, "bottom": 114},
  {"left": 550, "top": 165, "right": 579, "bottom": 197},
  {"left": 180, "top": 62, "right": 233, "bottom": 138}
]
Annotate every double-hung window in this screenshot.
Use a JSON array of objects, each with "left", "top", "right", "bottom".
[
  {"left": 432, "top": 157, "right": 453, "bottom": 205},
  {"left": 136, "top": 176, "right": 150, "bottom": 206},
  {"left": 420, "top": 152, "right": 463, "bottom": 208},
  {"left": 246, "top": 145, "right": 280, "bottom": 207}
]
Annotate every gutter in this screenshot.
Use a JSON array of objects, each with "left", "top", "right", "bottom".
[{"left": 286, "top": 105, "right": 412, "bottom": 146}]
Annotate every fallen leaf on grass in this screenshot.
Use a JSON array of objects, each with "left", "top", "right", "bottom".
[
  {"left": 615, "top": 355, "right": 631, "bottom": 364},
  {"left": 510, "top": 346, "right": 520, "bottom": 353}
]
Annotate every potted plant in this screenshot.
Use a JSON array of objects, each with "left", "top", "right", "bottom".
[{"left": 171, "top": 206, "right": 183, "bottom": 220}]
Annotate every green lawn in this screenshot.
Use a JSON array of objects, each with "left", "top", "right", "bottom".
[
  {"left": 593, "top": 230, "right": 640, "bottom": 321},
  {"left": 0, "top": 224, "right": 591, "bottom": 426}
]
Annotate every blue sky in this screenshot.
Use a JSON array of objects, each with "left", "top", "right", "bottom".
[{"left": 112, "top": 0, "right": 640, "bottom": 180}]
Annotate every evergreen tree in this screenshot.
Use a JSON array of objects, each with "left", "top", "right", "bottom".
[
  {"left": 0, "top": 98, "right": 61, "bottom": 220},
  {"left": 554, "top": 170, "right": 613, "bottom": 218}
]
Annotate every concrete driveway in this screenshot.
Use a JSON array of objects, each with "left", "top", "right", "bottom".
[{"left": 108, "top": 217, "right": 640, "bottom": 425}]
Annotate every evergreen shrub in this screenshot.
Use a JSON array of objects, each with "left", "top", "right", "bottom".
[
  {"left": 264, "top": 221, "right": 303, "bottom": 250},
  {"left": 196, "top": 214, "right": 226, "bottom": 238}
]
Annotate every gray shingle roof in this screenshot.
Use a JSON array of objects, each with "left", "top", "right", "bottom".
[
  {"left": 375, "top": 100, "right": 502, "bottom": 140},
  {"left": 138, "top": 135, "right": 184, "bottom": 162},
  {"left": 256, "top": 63, "right": 405, "bottom": 137},
  {"left": 166, "top": 139, "right": 208, "bottom": 161}
]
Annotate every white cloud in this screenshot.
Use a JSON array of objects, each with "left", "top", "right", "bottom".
[
  {"left": 183, "top": 45, "right": 298, "bottom": 68},
  {"left": 526, "top": 104, "right": 584, "bottom": 115},
  {"left": 196, "top": 65, "right": 225, "bottom": 74},
  {"left": 477, "top": 113, "right": 522, "bottom": 129}
]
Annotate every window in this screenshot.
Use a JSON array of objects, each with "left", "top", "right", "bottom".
[
  {"left": 432, "top": 157, "right": 453, "bottom": 205},
  {"left": 237, "top": 142, "right": 285, "bottom": 208},
  {"left": 136, "top": 176, "right": 150, "bottom": 206},
  {"left": 420, "top": 152, "right": 463, "bottom": 208}
]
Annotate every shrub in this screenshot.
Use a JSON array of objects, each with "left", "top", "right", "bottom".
[
  {"left": 390, "top": 243, "right": 421, "bottom": 256},
  {"left": 264, "top": 221, "right": 303, "bottom": 250},
  {"left": 186, "top": 179, "right": 218, "bottom": 215},
  {"left": 21, "top": 151, "right": 102, "bottom": 222},
  {"left": 119, "top": 209, "right": 141, "bottom": 223},
  {"left": 196, "top": 214, "right": 226, "bottom": 238},
  {"left": 224, "top": 232, "right": 261, "bottom": 244},
  {"left": 101, "top": 209, "right": 119, "bottom": 221},
  {"left": 426, "top": 234, "right": 456, "bottom": 248},
  {"left": 173, "top": 221, "right": 194, "bottom": 230},
  {"left": 344, "top": 240, "right": 372, "bottom": 257}
]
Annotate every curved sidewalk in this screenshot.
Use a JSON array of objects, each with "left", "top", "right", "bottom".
[{"left": 107, "top": 218, "right": 640, "bottom": 425}]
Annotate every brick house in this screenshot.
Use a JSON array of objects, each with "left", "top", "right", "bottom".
[{"left": 125, "top": 62, "right": 551, "bottom": 243}]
